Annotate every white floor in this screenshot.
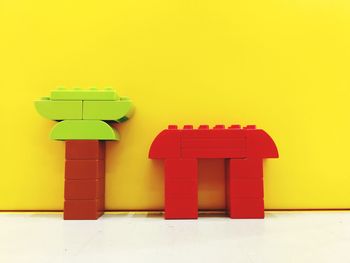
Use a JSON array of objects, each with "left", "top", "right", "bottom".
[{"left": 0, "top": 212, "right": 349, "bottom": 263}]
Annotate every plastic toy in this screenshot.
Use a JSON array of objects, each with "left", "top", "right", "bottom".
[
  {"left": 149, "top": 124, "right": 278, "bottom": 219},
  {"left": 35, "top": 88, "right": 133, "bottom": 220}
]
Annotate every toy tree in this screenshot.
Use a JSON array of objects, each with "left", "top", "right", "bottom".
[{"left": 35, "top": 88, "right": 133, "bottom": 220}]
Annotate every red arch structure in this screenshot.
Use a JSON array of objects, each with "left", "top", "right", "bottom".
[{"left": 149, "top": 124, "right": 279, "bottom": 219}]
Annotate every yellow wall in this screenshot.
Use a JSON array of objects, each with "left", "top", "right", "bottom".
[{"left": 1, "top": 0, "right": 350, "bottom": 210}]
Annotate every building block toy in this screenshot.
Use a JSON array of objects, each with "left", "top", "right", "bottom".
[
  {"left": 66, "top": 140, "right": 105, "bottom": 160},
  {"left": 35, "top": 88, "right": 133, "bottom": 220},
  {"left": 51, "top": 88, "right": 118, "bottom": 101},
  {"left": 149, "top": 124, "right": 278, "bottom": 220},
  {"left": 35, "top": 88, "right": 133, "bottom": 123},
  {"left": 50, "top": 120, "right": 119, "bottom": 140},
  {"left": 34, "top": 99, "right": 82, "bottom": 120},
  {"left": 65, "top": 160, "right": 104, "bottom": 179},
  {"left": 165, "top": 159, "right": 198, "bottom": 219},
  {"left": 65, "top": 179, "right": 104, "bottom": 199},
  {"left": 229, "top": 198, "right": 265, "bottom": 219},
  {"left": 64, "top": 140, "right": 106, "bottom": 219},
  {"left": 64, "top": 199, "right": 104, "bottom": 220},
  {"left": 83, "top": 99, "right": 133, "bottom": 121}
]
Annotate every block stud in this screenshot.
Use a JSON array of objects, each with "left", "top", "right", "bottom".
[
  {"left": 229, "top": 124, "right": 241, "bottom": 129},
  {"left": 168, "top": 125, "right": 178, "bottom": 130},
  {"left": 213, "top": 125, "right": 225, "bottom": 129},
  {"left": 244, "top": 125, "right": 257, "bottom": 130}
]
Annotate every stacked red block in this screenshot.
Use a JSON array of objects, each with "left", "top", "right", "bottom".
[
  {"left": 165, "top": 159, "right": 198, "bottom": 219},
  {"left": 227, "top": 158, "right": 264, "bottom": 218},
  {"left": 64, "top": 140, "right": 105, "bottom": 220}
]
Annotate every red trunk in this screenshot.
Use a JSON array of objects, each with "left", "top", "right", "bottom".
[{"left": 64, "top": 140, "right": 105, "bottom": 220}]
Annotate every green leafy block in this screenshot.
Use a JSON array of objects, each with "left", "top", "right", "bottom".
[
  {"left": 83, "top": 98, "right": 134, "bottom": 122},
  {"left": 35, "top": 88, "right": 133, "bottom": 141},
  {"left": 51, "top": 88, "right": 118, "bottom": 101},
  {"left": 35, "top": 99, "right": 82, "bottom": 120},
  {"left": 50, "top": 120, "right": 119, "bottom": 140}
]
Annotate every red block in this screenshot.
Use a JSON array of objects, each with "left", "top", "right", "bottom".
[
  {"left": 165, "top": 197, "right": 198, "bottom": 219},
  {"left": 226, "top": 158, "right": 264, "bottom": 217},
  {"left": 164, "top": 159, "right": 198, "bottom": 219},
  {"left": 246, "top": 129, "right": 279, "bottom": 158},
  {"left": 182, "top": 148, "right": 245, "bottom": 159},
  {"left": 65, "top": 179, "right": 104, "bottom": 200},
  {"left": 181, "top": 135, "right": 246, "bottom": 159},
  {"left": 64, "top": 199, "right": 104, "bottom": 220},
  {"left": 150, "top": 125, "right": 278, "bottom": 160},
  {"left": 65, "top": 160, "right": 105, "bottom": 179},
  {"left": 66, "top": 140, "right": 105, "bottom": 160},
  {"left": 165, "top": 179, "right": 197, "bottom": 196},
  {"left": 230, "top": 178, "right": 264, "bottom": 198},
  {"left": 228, "top": 158, "right": 263, "bottom": 179},
  {"left": 148, "top": 126, "right": 181, "bottom": 159},
  {"left": 165, "top": 159, "right": 198, "bottom": 179},
  {"left": 228, "top": 198, "right": 264, "bottom": 219},
  {"left": 181, "top": 137, "right": 245, "bottom": 149}
]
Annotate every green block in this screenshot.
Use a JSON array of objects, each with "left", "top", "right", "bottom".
[
  {"left": 51, "top": 88, "right": 118, "bottom": 101},
  {"left": 83, "top": 98, "right": 134, "bottom": 122},
  {"left": 50, "top": 120, "right": 119, "bottom": 140},
  {"left": 35, "top": 99, "right": 82, "bottom": 120}
]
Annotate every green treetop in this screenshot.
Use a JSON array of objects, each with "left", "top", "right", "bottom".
[{"left": 35, "top": 88, "right": 133, "bottom": 140}]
